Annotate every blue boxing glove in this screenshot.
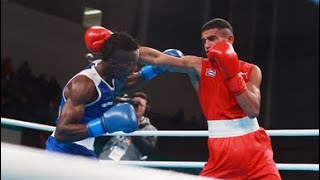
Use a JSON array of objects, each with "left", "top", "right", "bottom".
[
  {"left": 138, "top": 65, "right": 166, "bottom": 80},
  {"left": 139, "top": 49, "right": 184, "bottom": 80},
  {"left": 86, "top": 103, "right": 138, "bottom": 137},
  {"left": 163, "top": 49, "right": 184, "bottom": 58}
]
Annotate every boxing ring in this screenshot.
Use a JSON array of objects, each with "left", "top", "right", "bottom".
[{"left": 1, "top": 117, "right": 319, "bottom": 179}]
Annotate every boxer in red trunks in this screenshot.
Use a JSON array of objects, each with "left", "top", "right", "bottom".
[{"left": 138, "top": 18, "right": 281, "bottom": 180}]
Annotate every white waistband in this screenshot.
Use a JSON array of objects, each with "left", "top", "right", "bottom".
[
  {"left": 51, "top": 131, "right": 95, "bottom": 151},
  {"left": 207, "top": 116, "right": 260, "bottom": 138}
]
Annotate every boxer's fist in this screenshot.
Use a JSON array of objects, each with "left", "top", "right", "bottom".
[
  {"left": 207, "top": 41, "right": 246, "bottom": 96},
  {"left": 207, "top": 41, "right": 239, "bottom": 79},
  {"left": 138, "top": 49, "right": 184, "bottom": 80},
  {"left": 86, "top": 103, "right": 138, "bottom": 137},
  {"left": 138, "top": 65, "right": 166, "bottom": 80},
  {"left": 163, "top": 49, "right": 184, "bottom": 58},
  {"left": 84, "top": 26, "right": 113, "bottom": 53}
]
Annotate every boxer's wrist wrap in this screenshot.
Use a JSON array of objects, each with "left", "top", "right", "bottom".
[
  {"left": 139, "top": 66, "right": 157, "bottom": 80},
  {"left": 226, "top": 74, "right": 247, "bottom": 96},
  {"left": 86, "top": 117, "right": 105, "bottom": 137}
]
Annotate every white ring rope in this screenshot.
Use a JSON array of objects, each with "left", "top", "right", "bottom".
[
  {"left": 1, "top": 117, "right": 319, "bottom": 137},
  {"left": 1, "top": 117, "right": 55, "bottom": 132},
  {"left": 2, "top": 117, "right": 319, "bottom": 172}
]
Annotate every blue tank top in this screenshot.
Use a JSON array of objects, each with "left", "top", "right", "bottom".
[
  {"left": 46, "top": 60, "right": 119, "bottom": 158},
  {"left": 57, "top": 60, "right": 116, "bottom": 125}
]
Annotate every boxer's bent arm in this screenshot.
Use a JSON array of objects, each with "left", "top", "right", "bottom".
[
  {"left": 55, "top": 100, "right": 87, "bottom": 142},
  {"left": 122, "top": 72, "right": 143, "bottom": 93},
  {"left": 114, "top": 72, "right": 147, "bottom": 95},
  {"left": 235, "top": 65, "right": 261, "bottom": 118},
  {"left": 139, "top": 47, "right": 200, "bottom": 74},
  {"left": 55, "top": 76, "right": 97, "bottom": 142}
]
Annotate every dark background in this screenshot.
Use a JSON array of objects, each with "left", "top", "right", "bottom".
[{"left": 1, "top": 0, "right": 319, "bottom": 179}]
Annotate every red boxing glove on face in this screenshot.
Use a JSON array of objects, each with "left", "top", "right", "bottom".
[
  {"left": 207, "top": 41, "right": 246, "bottom": 96},
  {"left": 84, "top": 26, "right": 113, "bottom": 54}
]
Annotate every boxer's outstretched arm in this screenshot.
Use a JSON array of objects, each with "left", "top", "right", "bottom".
[
  {"left": 139, "top": 47, "right": 201, "bottom": 74},
  {"left": 121, "top": 47, "right": 201, "bottom": 92},
  {"left": 55, "top": 76, "right": 96, "bottom": 142}
]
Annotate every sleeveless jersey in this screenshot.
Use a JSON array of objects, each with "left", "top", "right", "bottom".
[
  {"left": 56, "top": 60, "right": 116, "bottom": 125},
  {"left": 46, "top": 60, "right": 117, "bottom": 158},
  {"left": 198, "top": 59, "right": 254, "bottom": 120}
]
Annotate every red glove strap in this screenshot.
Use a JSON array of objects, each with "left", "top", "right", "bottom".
[{"left": 226, "top": 73, "right": 247, "bottom": 96}]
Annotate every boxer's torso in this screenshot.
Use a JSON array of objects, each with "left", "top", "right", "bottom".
[{"left": 198, "top": 59, "right": 253, "bottom": 120}]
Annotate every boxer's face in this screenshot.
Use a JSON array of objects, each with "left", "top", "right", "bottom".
[
  {"left": 201, "top": 28, "right": 234, "bottom": 54},
  {"left": 109, "top": 49, "right": 139, "bottom": 80}
]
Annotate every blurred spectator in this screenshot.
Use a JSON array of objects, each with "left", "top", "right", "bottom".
[
  {"left": 1, "top": 57, "right": 63, "bottom": 149},
  {"left": 1, "top": 57, "right": 15, "bottom": 80},
  {"left": 17, "top": 60, "right": 32, "bottom": 82},
  {"left": 48, "top": 75, "right": 62, "bottom": 100},
  {"left": 47, "top": 96, "right": 60, "bottom": 126},
  {"left": 94, "top": 92, "right": 158, "bottom": 161},
  {"left": 1, "top": 77, "right": 11, "bottom": 116}
]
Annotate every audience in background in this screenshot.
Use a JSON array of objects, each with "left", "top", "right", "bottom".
[
  {"left": 1, "top": 57, "right": 61, "bottom": 148},
  {"left": 94, "top": 92, "right": 158, "bottom": 161}
]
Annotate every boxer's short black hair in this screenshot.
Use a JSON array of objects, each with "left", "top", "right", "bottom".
[
  {"left": 201, "top": 18, "right": 233, "bottom": 33},
  {"left": 102, "top": 32, "right": 139, "bottom": 61}
]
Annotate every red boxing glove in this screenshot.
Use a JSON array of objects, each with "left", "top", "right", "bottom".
[
  {"left": 207, "top": 41, "right": 246, "bottom": 96},
  {"left": 84, "top": 26, "right": 113, "bottom": 53}
]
